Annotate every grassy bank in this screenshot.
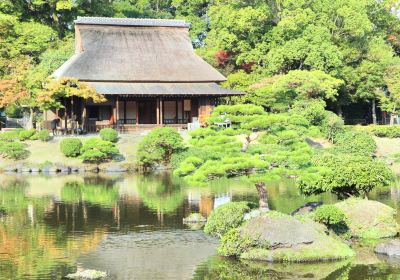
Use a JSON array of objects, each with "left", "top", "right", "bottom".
[{"left": 0, "top": 133, "right": 146, "bottom": 171}]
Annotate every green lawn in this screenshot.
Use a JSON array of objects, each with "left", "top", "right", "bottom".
[{"left": 0, "top": 133, "right": 147, "bottom": 169}]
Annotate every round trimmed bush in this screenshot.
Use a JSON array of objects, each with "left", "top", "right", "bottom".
[
  {"left": 99, "top": 128, "right": 118, "bottom": 143},
  {"left": 60, "top": 138, "right": 82, "bottom": 157},
  {"left": 80, "top": 137, "right": 118, "bottom": 163},
  {"left": 204, "top": 202, "right": 250, "bottom": 238},
  {"left": 313, "top": 205, "right": 346, "bottom": 227}
]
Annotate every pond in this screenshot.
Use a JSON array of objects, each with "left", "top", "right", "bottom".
[{"left": 1, "top": 173, "right": 400, "bottom": 279}]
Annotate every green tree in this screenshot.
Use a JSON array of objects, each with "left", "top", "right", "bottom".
[{"left": 137, "top": 127, "right": 185, "bottom": 169}]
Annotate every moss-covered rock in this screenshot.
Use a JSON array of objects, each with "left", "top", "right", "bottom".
[
  {"left": 335, "top": 198, "right": 400, "bottom": 239},
  {"left": 219, "top": 211, "right": 354, "bottom": 262},
  {"left": 204, "top": 201, "right": 250, "bottom": 237}
]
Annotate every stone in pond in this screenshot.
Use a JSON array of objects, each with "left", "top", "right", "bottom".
[
  {"left": 105, "top": 165, "right": 128, "bottom": 173},
  {"left": 375, "top": 240, "right": 400, "bottom": 257},
  {"left": 335, "top": 198, "right": 400, "bottom": 239},
  {"left": 219, "top": 211, "right": 354, "bottom": 262},
  {"left": 66, "top": 269, "right": 108, "bottom": 280},
  {"left": 183, "top": 213, "right": 206, "bottom": 224},
  {"left": 291, "top": 202, "right": 322, "bottom": 216}
]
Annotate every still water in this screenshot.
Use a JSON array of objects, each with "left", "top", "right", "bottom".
[{"left": 1, "top": 173, "right": 400, "bottom": 279}]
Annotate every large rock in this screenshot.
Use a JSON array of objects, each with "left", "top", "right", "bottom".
[
  {"left": 291, "top": 202, "right": 322, "bottom": 216},
  {"left": 335, "top": 198, "right": 400, "bottom": 239},
  {"left": 240, "top": 213, "right": 315, "bottom": 248},
  {"left": 375, "top": 239, "right": 400, "bottom": 257},
  {"left": 219, "top": 211, "right": 354, "bottom": 262}
]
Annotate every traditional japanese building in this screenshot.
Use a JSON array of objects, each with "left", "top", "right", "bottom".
[{"left": 49, "top": 17, "right": 242, "bottom": 132}]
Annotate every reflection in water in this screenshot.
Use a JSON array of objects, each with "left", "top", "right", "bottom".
[{"left": 0, "top": 174, "right": 400, "bottom": 279}]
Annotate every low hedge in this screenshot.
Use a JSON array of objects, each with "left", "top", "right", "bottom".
[
  {"left": 99, "top": 128, "right": 118, "bottom": 142},
  {"left": 352, "top": 125, "right": 400, "bottom": 138},
  {"left": 60, "top": 138, "right": 82, "bottom": 157}
]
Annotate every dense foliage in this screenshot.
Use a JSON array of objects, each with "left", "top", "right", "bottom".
[
  {"left": 313, "top": 205, "right": 347, "bottom": 228},
  {"left": 99, "top": 128, "right": 119, "bottom": 143},
  {"left": 137, "top": 127, "right": 184, "bottom": 168},
  {"left": 353, "top": 125, "right": 400, "bottom": 138},
  {"left": 60, "top": 138, "right": 82, "bottom": 158},
  {"left": 0, "top": 141, "right": 28, "bottom": 160},
  {"left": 297, "top": 153, "right": 394, "bottom": 199},
  {"left": 204, "top": 202, "right": 250, "bottom": 238},
  {"left": 80, "top": 138, "right": 118, "bottom": 163},
  {"left": 2, "top": 0, "right": 400, "bottom": 123},
  {"left": 333, "top": 130, "right": 377, "bottom": 156}
]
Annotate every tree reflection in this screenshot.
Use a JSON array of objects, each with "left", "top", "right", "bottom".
[
  {"left": 61, "top": 181, "right": 119, "bottom": 208},
  {"left": 137, "top": 174, "right": 186, "bottom": 215},
  {"left": 193, "top": 256, "right": 351, "bottom": 280},
  {"left": 0, "top": 179, "right": 105, "bottom": 279}
]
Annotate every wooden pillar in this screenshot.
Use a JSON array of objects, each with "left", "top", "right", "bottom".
[
  {"left": 71, "top": 97, "right": 74, "bottom": 135},
  {"left": 136, "top": 101, "right": 139, "bottom": 126},
  {"left": 160, "top": 98, "right": 163, "bottom": 125},
  {"left": 82, "top": 101, "right": 87, "bottom": 132},
  {"left": 123, "top": 100, "right": 127, "bottom": 124},
  {"left": 112, "top": 96, "right": 117, "bottom": 125},
  {"left": 116, "top": 97, "right": 120, "bottom": 125},
  {"left": 175, "top": 100, "right": 178, "bottom": 124},
  {"left": 156, "top": 98, "right": 160, "bottom": 125},
  {"left": 64, "top": 99, "right": 68, "bottom": 135}
]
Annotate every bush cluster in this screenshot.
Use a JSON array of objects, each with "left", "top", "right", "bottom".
[
  {"left": 0, "top": 141, "right": 28, "bottom": 160},
  {"left": 60, "top": 138, "right": 82, "bottom": 157},
  {"left": 137, "top": 127, "right": 184, "bottom": 168},
  {"left": 99, "top": 128, "right": 118, "bottom": 142},
  {"left": 353, "top": 125, "right": 400, "bottom": 138},
  {"left": 333, "top": 130, "right": 376, "bottom": 156},
  {"left": 297, "top": 153, "right": 394, "bottom": 199},
  {"left": 80, "top": 138, "right": 118, "bottom": 163},
  {"left": 18, "top": 129, "right": 36, "bottom": 141},
  {"left": 0, "top": 129, "right": 51, "bottom": 142},
  {"left": 313, "top": 205, "right": 346, "bottom": 227},
  {"left": 204, "top": 202, "right": 250, "bottom": 238}
]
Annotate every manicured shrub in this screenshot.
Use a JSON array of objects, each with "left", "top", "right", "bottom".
[
  {"left": 80, "top": 137, "right": 118, "bottom": 163},
  {"left": 204, "top": 202, "right": 250, "bottom": 238},
  {"left": 334, "top": 130, "right": 376, "bottom": 156},
  {"left": 218, "top": 228, "right": 255, "bottom": 257},
  {"left": 99, "top": 128, "right": 118, "bottom": 142},
  {"left": 137, "top": 127, "right": 184, "bottom": 168},
  {"left": 372, "top": 126, "right": 400, "bottom": 138},
  {"left": 36, "top": 130, "right": 51, "bottom": 142},
  {"left": 0, "top": 130, "right": 21, "bottom": 142},
  {"left": 60, "top": 138, "right": 82, "bottom": 157},
  {"left": 321, "top": 111, "right": 344, "bottom": 142},
  {"left": 18, "top": 129, "right": 36, "bottom": 141},
  {"left": 290, "top": 99, "right": 327, "bottom": 127},
  {"left": 297, "top": 153, "right": 394, "bottom": 199},
  {"left": 173, "top": 156, "right": 204, "bottom": 177},
  {"left": 313, "top": 205, "right": 346, "bottom": 227},
  {"left": 0, "top": 141, "right": 29, "bottom": 160}
]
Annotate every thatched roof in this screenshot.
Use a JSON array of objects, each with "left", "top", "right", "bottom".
[
  {"left": 89, "top": 82, "right": 244, "bottom": 96},
  {"left": 54, "top": 17, "right": 226, "bottom": 83}
]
